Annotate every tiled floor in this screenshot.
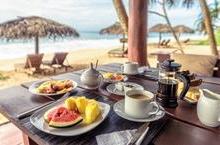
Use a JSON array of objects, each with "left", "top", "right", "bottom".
[{"left": 0, "top": 123, "right": 23, "bottom": 145}]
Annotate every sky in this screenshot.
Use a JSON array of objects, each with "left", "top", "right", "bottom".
[{"left": 0, "top": 0, "right": 217, "bottom": 32}]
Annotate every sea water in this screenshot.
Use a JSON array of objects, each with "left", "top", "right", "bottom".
[{"left": 0, "top": 31, "right": 203, "bottom": 60}]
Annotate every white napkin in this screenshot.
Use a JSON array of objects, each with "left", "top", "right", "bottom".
[{"left": 96, "top": 129, "right": 137, "bottom": 145}]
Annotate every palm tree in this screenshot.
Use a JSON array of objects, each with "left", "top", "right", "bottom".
[
  {"left": 198, "top": 0, "right": 218, "bottom": 55},
  {"left": 149, "top": 0, "right": 195, "bottom": 53},
  {"left": 112, "top": 0, "right": 128, "bottom": 34},
  {"left": 150, "top": 0, "right": 218, "bottom": 55},
  {"left": 149, "top": 0, "right": 184, "bottom": 53},
  {"left": 195, "top": 1, "right": 220, "bottom": 33},
  {"left": 113, "top": 0, "right": 218, "bottom": 55}
]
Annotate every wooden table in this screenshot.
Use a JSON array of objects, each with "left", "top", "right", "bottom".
[{"left": 0, "top": 63, "right": 220, "bottom": 145}]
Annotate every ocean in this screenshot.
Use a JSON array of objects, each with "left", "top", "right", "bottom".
[
  {"left": 0, "top": 0, "right": 208, "bottom": 60},
  {"left": 0, "top": 31, "right": 204, "bottom": 60}
]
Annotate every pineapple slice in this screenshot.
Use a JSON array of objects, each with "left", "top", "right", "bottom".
[
  {"left": 103, "top": 73, "right": 113, "bottom": 79},
  {"left": 64, "top": 97, "right": 77, "bottom": 111},
  {"left": 85, "top": 100, "right": 101, "bottom": 124},
  {"left": 75, "top": 96, "right": 88, "bottom": 114}
]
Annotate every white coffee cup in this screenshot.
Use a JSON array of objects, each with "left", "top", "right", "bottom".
[
  {"left": 125, "top": 90, "right": 159, "bottom": 118},
  {"left": 122, "top": 62, "right": 139, "bottom": 75}
]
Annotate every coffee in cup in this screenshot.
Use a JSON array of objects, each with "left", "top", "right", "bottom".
[{"left": 125, "top": 90, "right": 159, "bottom": 118}]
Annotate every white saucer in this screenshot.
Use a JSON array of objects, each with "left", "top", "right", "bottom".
[
  {"left": 123, "top": 68, "right": 145, "bottom": 75},
  {"left": 113, "top": 100, "right": 165, "bottom": 122},
  {"left": 106, "top": 82, "right": 144, "bottom": 96}
]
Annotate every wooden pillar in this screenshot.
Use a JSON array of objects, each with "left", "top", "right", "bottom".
[
  {"left": 35, "top": 35, "right": 39, "bottom": 54},
  {"left": 128, "top": 0, "right": 148, "bottom": 66}
]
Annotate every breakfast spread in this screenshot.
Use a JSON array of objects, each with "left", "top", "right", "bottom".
[
  {"left": 102, "top": 72, "right": 125, "bottom": 82},
  {"left": 36, "top": 80, "right": 74, "bottom": 94},
  {"left": 44, "top": 96, "right": 101, "bottom": 128}
]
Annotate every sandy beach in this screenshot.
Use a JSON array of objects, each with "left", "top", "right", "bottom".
[{"left": 0, "top": 43, "right": 218, "bottom": 90}]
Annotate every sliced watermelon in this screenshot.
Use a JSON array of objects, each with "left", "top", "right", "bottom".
[{"left": 44, "top": 106, "right": 83, "bottom": 128}]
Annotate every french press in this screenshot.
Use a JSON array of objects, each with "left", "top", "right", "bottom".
[{"left": 156, "top": 59, "right": 191, "bottom": 108}]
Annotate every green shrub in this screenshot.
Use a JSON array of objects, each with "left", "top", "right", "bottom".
[
  {"left": 215, "top": 28, "right": 220, "bottom": 45},
  {"left": 0, "top": 73, "right": 9, "bottom": 80}
]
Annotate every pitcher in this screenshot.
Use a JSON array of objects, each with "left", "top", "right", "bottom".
[{"left": 197, "top": 89, "right": 220, "bottom": 127}]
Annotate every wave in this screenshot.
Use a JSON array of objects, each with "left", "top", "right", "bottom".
[{"left": 0, "top": 33, "right": 204, "bottom": 60}]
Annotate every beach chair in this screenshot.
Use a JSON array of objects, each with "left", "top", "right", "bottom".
[
  {"left": 43, "top": 52, "right": 71, "bottom": 73},
  {"left": 108, "top": 48, "right": 128, "bottom": 57},
  {"left": 183, "top": 38, "right": 190, "bottom": 44},
  {"left": 162, "top": 39, "right": 171, "bottom": 48},
  {"left": 14, "top": 53, "right": 44, "bottom": 74},
  {"left": 159, "top": 39, "right": 166, "bottom": 47},
  {"left": 108, "top": 37, "right": 128, "bottom": 57}
]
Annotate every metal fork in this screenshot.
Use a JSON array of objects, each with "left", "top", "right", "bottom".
[{"left": 126, "top": 123, "right": 150, "bottom": 145}]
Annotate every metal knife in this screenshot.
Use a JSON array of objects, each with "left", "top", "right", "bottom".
[{"left": 126, "top": 123, "right": 150, "bottom": 145}]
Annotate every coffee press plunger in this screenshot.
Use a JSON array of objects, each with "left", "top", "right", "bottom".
[{"left": 156, "top": 59, "right": 191, "bottom": 108}]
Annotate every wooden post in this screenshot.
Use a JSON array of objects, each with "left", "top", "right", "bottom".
[
  {"left": 35, "top": 35, "right": 39, "bottom": 54},
  {"left": 128, "top": 0, "right": 148, "bottom": 66}
]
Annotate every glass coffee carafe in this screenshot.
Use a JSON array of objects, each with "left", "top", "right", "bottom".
[{"left": 156, "top": 59, "right": 191, "bottom": 108}]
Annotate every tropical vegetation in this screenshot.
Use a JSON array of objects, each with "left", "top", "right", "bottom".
[{"left": 113, "top": 0, "right": 220, "bottom": 55}]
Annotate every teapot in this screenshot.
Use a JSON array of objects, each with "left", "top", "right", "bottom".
[
  {"left": 80, "top": 63, "right": 103, "bottom": 89},
  {"left": 197, "top": 89, "right": 220, "bottom": 127}
]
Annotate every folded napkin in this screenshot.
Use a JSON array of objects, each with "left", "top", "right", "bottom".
[{"left": 96, "top": 129, "right": 137, "bottom": 145}]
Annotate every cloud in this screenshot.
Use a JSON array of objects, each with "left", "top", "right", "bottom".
[{"left": 0, "top": 0, "right": 216, "bottom": 31}]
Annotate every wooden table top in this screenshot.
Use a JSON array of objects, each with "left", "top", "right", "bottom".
[{"left": 0, "top": 63, "right": 220, "bottom": 145}]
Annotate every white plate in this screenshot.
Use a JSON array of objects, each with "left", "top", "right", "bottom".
[
  {"left": 103, "top": 75, "right": 128, "bottom": 83},
  {"left": 106, "top": 82, "right": 144, "bottom": 96},
  {"left": 30, "top": 101, "right": 110, "bottom": 136},
  {"left": 113, "top": 100, "right": 165, "bottom": 122},
  {"left": 29, "top": 80, "right": 77, "bottom": 96}
]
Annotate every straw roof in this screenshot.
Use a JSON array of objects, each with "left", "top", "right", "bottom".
[
  {"left": 149, "top": 24, "right": 171, "bottom": 33},
  {"left": 173, "top": 25, "right": 194, "bottom": 33},
  {"left": 0, "top": 16, "right": 79, "bottom": 40},
  {"left": 99, "top": 22, "right": 124, "bottom": 35}
]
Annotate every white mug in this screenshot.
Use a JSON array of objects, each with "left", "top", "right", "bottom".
[
  {"left": 125, "top": 90, "right": 159, "bottom": 118},
  {"left": 197, "top": 89, "right": 220, "bottom": 127},
  {"left": 121, "top": 62, "right": 139, "bottom": 75}
]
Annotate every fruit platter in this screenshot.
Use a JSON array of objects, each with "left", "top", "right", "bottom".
[
  {"left": 102, "top": 72, "right": 128, "bottom": 83},
  {"left": 29, "top": 79, "right": 77, "bottom": 96},
  {"left": 30, "top": 96, "right": 110, "bottom": 136}
]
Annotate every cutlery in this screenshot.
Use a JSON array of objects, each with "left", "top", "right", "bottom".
[
  {"left": 16, "top": 92, "right": 70, "bottom": 119},
  {"left": 126, "top": 123, "right": 149, "bottom": 145},
  {"left": 135, "top": 126, "right": 149, "bottom": 145}
]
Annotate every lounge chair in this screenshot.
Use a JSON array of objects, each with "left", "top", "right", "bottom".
[
  {"left": 108, "top": 48, "right": 128, "bottom": 57},
  {"left": 159, "top": 39, "right": 166, "bottom": 47},
  {"left": 162, "top": 39, "right": 171, "bottom": 48},
  {"left": 108, "top": 37, "right": 128, "bottom": 57},
  {"left": 14, "top": 53, "right": 44, "bottom": 74},
  {"left": 43, "top": 52, "right": 71, "bottom": 73},
  {"left": 183, "top": 38, "right": 190, "bottom": 44}
]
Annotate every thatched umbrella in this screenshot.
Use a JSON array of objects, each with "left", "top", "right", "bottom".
[
  {"left": 149, "top": 24, "right": 171, "bottom": 45},
  {"left": 173, "top": 25, "right": 194, "bottom": 38},
  {"left": 99, "top": 22, "right": 124, "bottom": 35},
  {"left": 0, "top": 16, "right": 79, "bottom": 54},
  {"left": 100, "top": 22, "right": 127, "bottom": 51}
]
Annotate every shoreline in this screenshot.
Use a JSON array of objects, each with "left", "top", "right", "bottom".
[{"left": 0, "top": 43, "right": 218, "bottom": 72}]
